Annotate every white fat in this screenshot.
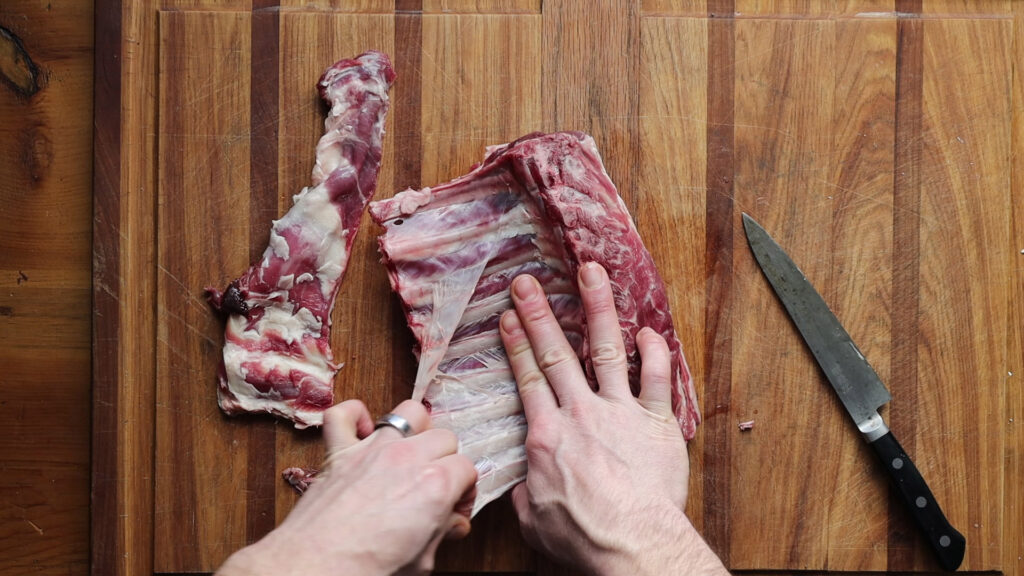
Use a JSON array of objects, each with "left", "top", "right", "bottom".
[
  {"left": 398, "top": 187, "right": 433, "bottom": 215},
  {"left": 285, "top": 183, "right": 344, "bottom": 235},
  {"left": 274, "top": 176, "right": 350, "bottom": 299},
  {"left": 277, "top": 274, "right": 295, "bottom": 290},
  {"left": 313, "top": 131, "right": 355, "bottom": 180},
  {"left": 262, "top": 305, "right": 322, "bottom": 344},
  {"left": 224, "top": 342, "right": 333, "bottom": 382},
  {"left": 292, "top": 186, "right": 311, "bottom": 204},
  {"left": 221, "top": 308, "right": 335, "bottom": 426},
  {"left": 220, "top": 374, "right": 328, "bottom": 427},
  {"left": 561, "top": 152, "right": 586, "bottom": 181},
  {"left": 316, "top": 262, "right": 344, "bottom": 297},
  {"left": 225, "top": 303, "right": 324, "bottom": 347},
  {"left": 269, "top": 227, "right": 291, "bottom": 260}
]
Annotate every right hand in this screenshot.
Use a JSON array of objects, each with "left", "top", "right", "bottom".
[
  {"left": 499, "top": 263, "right": 728, "bottom": 575},
  {"left": 217, "top": 399, "right": 477, "bottom": 576}
]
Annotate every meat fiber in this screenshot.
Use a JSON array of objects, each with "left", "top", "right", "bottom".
[
  {"left": 207, "top": 51, "right": 395, "bottom": 428},
  {"left": 369, "top": 131, "right": 700, "bottom": 515}
]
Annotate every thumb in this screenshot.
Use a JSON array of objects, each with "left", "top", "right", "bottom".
[
  {"left": 511, "top": 482, "right": 543, "bottom": 552},
  {"left": 636, "top": 327, "right": 675, "bottom": 418},
  {"left": 511, "top": 482, "right": 531, "bottom": 522}
]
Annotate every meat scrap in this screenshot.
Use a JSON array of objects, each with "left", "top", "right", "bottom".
[
  {"left": 282, "top": 467, "right": 320, "bottom": 494},
  {"left": 207, "top": 51, "right": 395, "bottom": 428},
  {"left": 369, "top": 131, "right": 701, "bottom": 515}
]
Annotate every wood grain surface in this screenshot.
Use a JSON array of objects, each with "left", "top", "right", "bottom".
[
  {"left": 0, "top": 2, "right": 93, "bottom": 575},
  {"left": 87, "top": 1, "right": 1024, "bottom": 575}
]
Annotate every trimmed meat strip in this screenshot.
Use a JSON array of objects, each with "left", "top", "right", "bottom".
[
  {"left": 369, "top": 131, "right": 701, "bottom": 515},
  {"left": 207, "top": 51, "right": 395, "bottom": 428}
]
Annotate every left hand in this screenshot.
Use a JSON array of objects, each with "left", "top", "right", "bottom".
[
  {"left": 217, "top": 399, "right": 477, "bottom": 576},
  {"left": 499, "top": 263, "right": 724, "bottom": 575}
]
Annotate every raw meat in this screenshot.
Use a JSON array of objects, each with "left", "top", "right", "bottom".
[
  {"left": 369, "top": 131, "right": 701, "bottom": 515},
  {"left": 207, "top": 51, "right": 395, "bottom": 428},
  {"left": 282, "top": 467, "right": 320, "bottom": 493}
]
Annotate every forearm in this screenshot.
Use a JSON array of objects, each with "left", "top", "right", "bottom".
[
  {"left": 215, "top": 533, "right": 377, "bottom": 576},
  {"left": 590, "top": 507, "right": 729, "bottom": 576}
]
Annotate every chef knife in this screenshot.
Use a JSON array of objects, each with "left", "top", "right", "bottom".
[{"left": 741, "top": 213, "right": 965, "bottom": 571}]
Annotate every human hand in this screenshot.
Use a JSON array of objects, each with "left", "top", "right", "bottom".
[
  {"left": 500, "top": 262, "right": 727, "bottom": 576},
  {"left": 216, "top": 399, "right": 477, "bottom": 576}
]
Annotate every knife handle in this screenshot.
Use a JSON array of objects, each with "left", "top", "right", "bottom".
[{"left": 869, "top": 431, "right": 965, "bottom": 571}]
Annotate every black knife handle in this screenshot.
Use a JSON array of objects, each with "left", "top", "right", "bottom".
[{"left": 869, "top": 431, "right": 965, "bottom": 571}]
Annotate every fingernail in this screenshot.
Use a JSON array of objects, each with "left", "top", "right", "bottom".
[
  {"left": 500, "top": 310, "right": 522, "bottom": 334},
  {"left": 580, "top": 262, "right": 604, "bottom": 289},
  {"left": 512, "top": 275, "right": 540, "bottom": 301}
]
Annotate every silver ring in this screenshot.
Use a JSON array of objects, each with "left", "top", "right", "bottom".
[{"left": 374, "top": 413, "right": 414, "bottom": 437}]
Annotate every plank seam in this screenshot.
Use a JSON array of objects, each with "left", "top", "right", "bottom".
[
  {"left": 703, "top": 0, "right": 735, "bottom": 567},
  {"left": 91, "top": 0, "right": 124, "bottom": 572},
  {"left": 888, "top": 0, "right": 923, "bottom": 569},
  {"left": 247, "top": 5, "right": 282, "bottom": 547}
]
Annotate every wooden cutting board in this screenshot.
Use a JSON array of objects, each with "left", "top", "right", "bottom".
[{"left": 93, "top": 0, "right": 1024, "bottom": 574}]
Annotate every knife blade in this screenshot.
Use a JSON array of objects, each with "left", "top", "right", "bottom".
[{"left": 741, "top": 213, "right": 965, "bottom": 571}]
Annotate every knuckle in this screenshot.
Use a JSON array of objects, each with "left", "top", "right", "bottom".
[
  {"left": 521, "top": 301, "right": 554, "bottom": 324},
  {"left": 431, "top": 427, "right": 459, "bottom": 445},
  {"left": 585, "top": 295, "right": 617, "bottom": 315},
  {"left": 395, "top": 399, "right": 428, "bottom": 421},
  {"left": 517, "top": 368, "right": 548, "bottom": 392},
  {"left": 645, "top": 371, "right": 672, "bottom": 389},
  {"left": 323, "top": 403, "right": 344, "bottom": 423},
  {"left": 590, "top": 342, "right": 626, "bottom": 367},
  {"left": 419, "top": 464, "right": 454, "bottom": 503},
  {"left": 642, "top": 328, "right": 669, "bottom": 347},
  {"left": 524, "top": 428, "right": 558, "bottom": 458},
  {"left": 566, "top": 399, "right": 592, "bottom": 421},
  {"left": 505, "top": 336, "right": 535, "bottom": 359},
  {"left": 537, "top": 346, "right": 576, "bottom": 373},
  {"left": 324, "top": 399, "right": 357, "bottom": 424},
  {"left": 638, "top": 329, "right": 670, "bottom": 357},
  {"left": 426, "top": 428, "right": 459, "bottom": 455},
  {"left": 380, "top": 439, "right": 417, "bottom": 463}
]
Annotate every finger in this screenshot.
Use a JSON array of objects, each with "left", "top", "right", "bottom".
[
  {"left": 445, "top": 514, "right": 472, "bottom": 540},
  {"left": 372, "top": 398, "right": 431, "bottom": 441},
  {"left": 509, "top": 275, "right": 589, "bottom": 405},
  {"left": 510, "top": 482, "right": 539, "bottom": 548},
  {"left": 401, "top": 428, "right": 460, "bottom": 461},
  {"left": 449, "top": 473, "right": 477, "bottom": 536},
  {"left": 577, "top": 262, "right": 630, "bottom": 399},
  {"left": 421, "top": 453, "right": 478, "bottom": 513},
  {"left": 500, "top": 310, "right": 558, "bottom": 421},
  {"left": 510, "top": 482, "right": 530, "bottom": 524},
  {"left": 323, "top": 400, "right": 375, "bottom": 453},
  {"left": 636, "top": 327, "right": 674, "bottom": 417},
  {"left": 411, "top": 534, "right": 444, "bottom": 575}
]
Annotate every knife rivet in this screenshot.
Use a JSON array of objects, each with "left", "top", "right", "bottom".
[
  {"left": 892, "top": 457, "right": 904, "bottom": 470},
  {"left": 916, "top": 496, "right": 927, "bottom": 508},
  {"left": 939, "top": 535, "right": 951, "bottom": 548}
]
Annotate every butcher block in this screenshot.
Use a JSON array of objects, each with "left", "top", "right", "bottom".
[{"left": 92, "top": 0, "right": 1024, "bottom": 574}]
